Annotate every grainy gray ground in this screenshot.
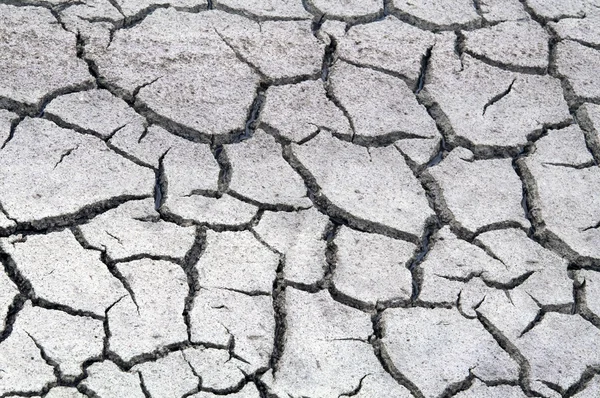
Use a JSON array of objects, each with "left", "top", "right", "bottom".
[{"left": 0, "top": 0, "right": 600, "bottom": 397}]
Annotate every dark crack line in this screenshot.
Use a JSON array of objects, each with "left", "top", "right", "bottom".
[
  {"left": 415, "top": 45, "right": 433, "bottom": 94},
  {"left": 339, "top": 373, "right": 369, "bottom": 397},
  {"left": 154, "top": 149, "right": 170, "bottom": 211},
  {"left": 482, "top": 78, "right": 516, "bottom": 116},
  {"left": 53, "top": 145, "right": 79, "bottom": 169},
  {"left": 1, "top": 114, "right": 24, "bottom": 150}
]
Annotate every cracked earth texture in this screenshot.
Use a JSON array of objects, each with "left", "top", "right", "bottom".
[{"left": 1, "top": 0, "right": 600, "bottom": 397}]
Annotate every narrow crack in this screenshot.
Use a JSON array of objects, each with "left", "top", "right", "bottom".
[
  {"left": 339, "top": 373, "right": 369, "bottom": 397},
  {"left": 475, "top": 311, "right": 535, "bottom": 395},
  {"left": 482, "top": 78, "right": 516, "bottom": 116},
  {"left": 406, "top": 219, "right": 440, "bottom": 303},
  {"left": 138, "top": 371, "right": 153, "bottom": 398},
  {"left": 1, "top": 114, "right": 24, "bottom": 149},
  {"left": 415, "top": 45, "right": 433, "bottom": 94},
  {"left": 154, "top": 149, "right": 170, "bottom": 211},
  {"left": 53, "top": 145, "right": 79, "bottom": 169},
  {"left": 269, "top": 255, "right": 287, "bottom": 376},
  {"left": 370, "top": 310, "right": 426, "bottom": 398},
  {"left": 71, "top": 227, "right": 140, "bottom": 313}
]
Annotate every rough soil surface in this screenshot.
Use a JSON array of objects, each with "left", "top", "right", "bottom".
[{"left": 1, "top": 0, "right": 600, "bottom": 397}]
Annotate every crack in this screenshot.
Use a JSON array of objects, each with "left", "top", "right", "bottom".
[
  {"left": 543, "top": 161, "right": 597, "bottom": 169},
  {"left": 563, "top": 366, "right": 600, "bottom": 397},
  {"left": 456, "top": 291, "right": 485, "bottom": 320},
  {"left": 370, "top": 310, "right": 426, "bottom": 398},
  {"left": 105, "top": 139, "right": 157, "bottom": 170},
  {"left": 482, "top": 78, "right": 516, "bottom": 116},
  {"left": 71, "top": 227, "right": 140, "bottom": 313},
  {"left": 0, "top": 194, "right": 151, "bottom": 238},
  {"left": 335, "top": 57, "right": 414, "bottom": 90},
  {"left": 0, "top": 293, "right": 27, "bottom": 344},
  {"left": 0, "top": 114, "right": 24, "bottom": 150},
  {"left": 582, "top": 220, "right": 600, "bottom": 232},
  {"left": 439, "top": 371, "right": 477, "bottom": 397},
  {"left": 44, "top": 112, "right": 107, "bottom": 140},
  {"left": 31, "top": 298, "right": 104, "bottom": 321},
  {"left": 138, "top": 371, "right": 153, "bottom": 398},
  {"left": 512, "top": 158, "right": 540, "bottom": 239},
  {"left": 236, "top": 84, "right": 268, "bottom": 143},
  {"left": 465, "top": 48, "right": 548, "bottom": 75},
  {"left": 324, "top": 82, "right": 356, "bottom": 142},
  {"left": 0, "top": 81, "right": 95, "bottom": 118},
  {"left": 53, "top": 145, "right": 79, "bottom": 169},
  {"left": 227, "top": 190, "right": 312, "bottom": 213},
  {"left": 215, "top": 287, "right": 271, "bottom": 297},
  {"left": 181, "top": 350, "right": 203, "bottom": 396},
  {"left": 269, "top": 255, "right": 287, "bottom": 376},
  {"left": 339, "top": 373, "right": 369, "bottom": 397},
  {"left": 181, "top": 227, "right": 205, "bottom": 343},
  {"left": 406, "top": 219, "right": 441, "bottom": 303},
  {"left": 415, "top": 45, "right": 433, "bottom": 94},
  {"left": 475, "top": 311, "right": 535, "bottom": 395},
  {"left": 573, "top": 278, "right": 600, "bottom": 330},
  {"left": 334, "top": 128, "right": 433, "bottom": 147},
  {"left": 158, "top": 204, "right": 263, "bottom": 232},
  {"left": 212, "top": 144, "right": 231, "bottom": 195},
  {"left": 154, "top": 149, "right": 169, "bottom": 211},
  {"left": 26, "top": 332, "right": 62, "bottom": 386},
  {"left": 214, "top": 28, "right": 267, "bottom": 81},
  {"left": 321, "top": 33, "right": 337, "bottom": 81}
]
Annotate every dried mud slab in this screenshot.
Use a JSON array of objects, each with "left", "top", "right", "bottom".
[
  {"left": 263, "top": 289, "right": 412, "bottom": 397},
  {"left": 0, "top": 118, "right": 154, "bottom": 227},
  {"left": 260, "top": 80, "right": 352, "bottom": 143},
  {"left": 390, "top": 0, "right": 481, "bottom": 30},
  {"left": 382, "top": 307, "right": 519, "bottom": 397},
  {"left": 291, "top": 132, "right": 434, "bottom": 241},
  {"left": 0, "top": 5, "right": 93, "bottom": 113}
]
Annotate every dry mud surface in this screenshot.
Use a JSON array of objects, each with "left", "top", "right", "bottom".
[{"left": 1, "top": 0, "right": 600, "bottom": 397}]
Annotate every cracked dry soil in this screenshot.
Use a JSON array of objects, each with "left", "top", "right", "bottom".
[{"left": 1, "top": 0, "right": 600, "bottom": 397}]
